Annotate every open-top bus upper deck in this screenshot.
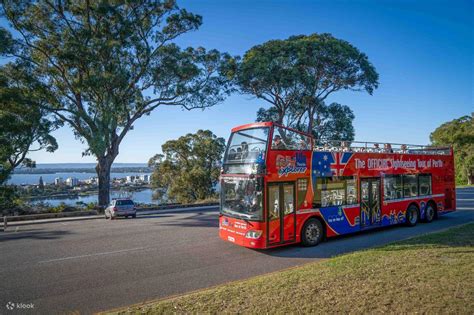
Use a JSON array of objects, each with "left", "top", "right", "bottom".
[{"left": 228, "top": 121, "right": 451, "bottom": 157}]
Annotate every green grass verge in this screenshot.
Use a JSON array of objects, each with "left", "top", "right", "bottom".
[
  {"left": 108, "top": 223, "right": 474, "bottom": 314},
  {"left": 457, "top": 184, "right": 473, "bottom": 188}
]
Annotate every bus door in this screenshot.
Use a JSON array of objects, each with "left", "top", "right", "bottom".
[
  {"left": 267, "top": 182, "right": 296, "bottom": 245},
  {"left": 360, "top": 178, "right": 381, "bottom": 228}
]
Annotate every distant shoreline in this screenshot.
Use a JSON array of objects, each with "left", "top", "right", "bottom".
[
  {"left": 13, "top": 163, "right": 151, "bottom": 175},
  {"left": 13, "top": 167, "right": 152, "bottom": 175}
]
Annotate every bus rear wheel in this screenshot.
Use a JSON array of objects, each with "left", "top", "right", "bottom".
[
  {"left": 301, "top": 218, "right": 324, "bottom": 246},
  {"left": 424, "top": 203, "right": 435, "bottom": 223},
  {"left": 406, "top": 205, "right": 419, "bottom": 227}
]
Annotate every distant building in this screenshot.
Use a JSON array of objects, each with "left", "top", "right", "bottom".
[
  {"left": 54, "top": 177, "right": 63, "bottom": 185},
  {"left": 84, "top": 176, "right": 98, "bottom": 185},
  {"left": 125, "top": 174, "right": 150, "bottom": 184},
  {"left": 126, "top": 175, "right": 136, "bottom": 184},
  {"left": 66, "top": 177, "right": 79, "bottom": 187},
  {"left": 140, "top": 174, "right": 150, "bottom": 183}
]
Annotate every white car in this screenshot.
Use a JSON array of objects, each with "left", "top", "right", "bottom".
[{"left": 105, "top": 199, "right": 137, "bottom": 219}]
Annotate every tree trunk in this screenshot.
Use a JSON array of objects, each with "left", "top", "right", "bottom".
[
  {"left": 307, "top": 105, "right": 314, "bottom": 136},
  {"left": 277, "top": 107, "right": 284, "bottom": 125},
  {"left": 96, "top": 157, "right": 113, "bottom": 207}
]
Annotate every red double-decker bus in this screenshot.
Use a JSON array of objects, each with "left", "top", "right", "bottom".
[{"left": 219, "top": 122, "right": 456, "bottom": 249}]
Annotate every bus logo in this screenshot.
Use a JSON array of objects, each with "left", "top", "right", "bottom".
[{"left": 276, "top": 153, "right": 307, "bottom": 177}]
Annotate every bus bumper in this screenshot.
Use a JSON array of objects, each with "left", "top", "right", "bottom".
[{"left": 219, "top": 216, "right": 266, "bottom": 249}]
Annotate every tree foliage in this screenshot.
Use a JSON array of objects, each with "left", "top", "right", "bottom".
[
  {"left": 256, "top": 101, "right": 355, "bottom": 141},
  {"left": 149, "top": 130, "right": 225, "bottom": 204},
  {"left": 239, "top": 33, "right": 378, "bottom": 139},
  {"left": 1, "top": 0, "right": 235, "bottom": 205},
  {"left": 430, "top": 114, "right": 474, "bottom": 185},
  {"left": 0, "top": 61, "right": 59, "bottom": 185},
  {"left": 238, "top": 39, "right": 301, "bottom": 124}
]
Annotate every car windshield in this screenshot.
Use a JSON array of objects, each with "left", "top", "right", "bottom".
[
  {"left": 116, "top": 200, "right": 134, "bottom": 206},
  {"left": 223, "top": 127, "right": 269, "bottom": 174},
  {"left": 220, "top": 177, "right": 263, "bottom": 221}
]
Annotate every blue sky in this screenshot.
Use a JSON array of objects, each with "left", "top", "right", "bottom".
[{"left": 1, "top": 0, "right": 473, "bottom": 163}]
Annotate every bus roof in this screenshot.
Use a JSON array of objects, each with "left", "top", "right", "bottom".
[
  {"left": 231, "top": 122, "right": 274, "bottom": 132},
  {"left": 315, "top": 140, "right": 452, "bottom": 156},
  {"left": 230, "top": 122, "right": 452, "bottom": 156},
  {"left": 231, "top": 122, "right": 312, "bottom": 137}
]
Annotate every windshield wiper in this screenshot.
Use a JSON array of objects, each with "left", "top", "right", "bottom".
[{"left": 223, "top": 208, "right": 256, "bottom": 222}]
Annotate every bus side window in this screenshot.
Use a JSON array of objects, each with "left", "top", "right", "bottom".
[
  {"left": 403, "top": 175, "right": 418, "bottom": 198},
  {"left": 268, "top": 185, "right": 280, "bottom": 220},
  {"left": 384, "top": 175, "right": 402, "bottom": 200},
  {"left": 314, "top": 176, "right": 356, "bottom": 207},
  {"left": 346, "top": 178, "right": 357, "bottom": 204},
  {"left": 297, "top": 178, "right": 309, "bottom": 208},
  {"left": 419, "top": 174, "right": 432, "bottom": 196}
]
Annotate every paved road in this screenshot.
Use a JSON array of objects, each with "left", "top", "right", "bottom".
[{"left": 1, "top": 188, "right": 473, "bottom": 314}]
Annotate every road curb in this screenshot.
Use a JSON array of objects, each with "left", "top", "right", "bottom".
[
  {"left": 1, "top": 205, "right": 219, "bottom": 230},
  {"left": 1, "top": 215, "right": 103, "bottom": 229}
]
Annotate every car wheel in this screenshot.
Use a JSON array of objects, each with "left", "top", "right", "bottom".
[
  {"left": 424, "top": 203, "right": 435, "bottom": 223},
  {"left": 406, "top": 205, "right": 419, "bottom": 227},
  {"left": 132, "top": 214, "right": 137, "bottom": 218},
  {"left": 301, "top": 218, "right": 324, "bottom": 246}
]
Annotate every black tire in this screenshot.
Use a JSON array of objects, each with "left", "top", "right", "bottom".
[
  {"left": 424, "top": 203, "right": 436, "bottom": 223},
  {"left": 301, "top": 218, "right": 324, "bottom": 246},
  {"left": 406, "top": 204, "right": 419, "bottom": 227},
  {"left": 132, "top": 214, "right": 137, "bottom": 218}
]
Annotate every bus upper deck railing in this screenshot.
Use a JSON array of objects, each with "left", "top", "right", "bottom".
[{"left": 314, "top": 140, "right": 451, "bottom": 155}]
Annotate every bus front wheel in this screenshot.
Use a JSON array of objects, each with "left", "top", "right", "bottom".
[
  {"left": 406, "top": 205, "right": 419, "bottom": 227},
  {"left": 301, "top": 218, "right": 324, "bottom": 246}
]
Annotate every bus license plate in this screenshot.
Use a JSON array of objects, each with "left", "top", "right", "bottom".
[{"left": 228, "top": 236, "right": 235, "bottom": 242}]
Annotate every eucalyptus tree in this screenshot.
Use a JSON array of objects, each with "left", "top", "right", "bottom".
[
  {"left": 1, "top": 0, "right": 235, "bottom": 205},
  {"left": 292, "top": 33, "right": 378, "bottom": 134},
  {"left": 238, "top": 39, "right": 301, "bottom": 124},
  {"left": 256, "top": 101, "right": 355, "bottom": 141},
  {"left": 148, "top": 130, "right": 225, "bottom": 203},
  {"left": 0, "top": 32, "right": 59, "bottom": 185},
  {"left": 431, "top": 114, "right": 474, "bottom": 185},
  {"left": 240, "top": 33, "right": 378, "bottom": 139}
]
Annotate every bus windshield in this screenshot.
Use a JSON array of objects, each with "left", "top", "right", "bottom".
[
  {"left": 223, "top": 127, "right": 269, "bottom": 174},
  {"left": 221, "top": 177, "right": 263, "bottom": 221}
]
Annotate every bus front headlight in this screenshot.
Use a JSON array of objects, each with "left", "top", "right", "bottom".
[{"left": 245, "top": 230, "right": 263, "bottom": 239}]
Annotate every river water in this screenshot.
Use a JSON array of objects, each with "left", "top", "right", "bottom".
[
  {"left": 8, "top": 164, "right": 219, "bottom": 206},
  {"left": 7, "top": 164, "right": 156, "bottom": 206},
  {"left": 9, "top": 172, "right": 147, "bottom": 185},
  {"left": 30, "top": 188, "right": 158, "bottom": 206}
]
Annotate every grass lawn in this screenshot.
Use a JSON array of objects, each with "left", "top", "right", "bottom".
[{"left": 108, "top": 223, "right": 474, "bottom": 314}]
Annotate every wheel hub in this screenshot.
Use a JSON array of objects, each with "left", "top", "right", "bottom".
[
  {"left": 306, "top": 224, "right": 319, "bottom": 242},
  {"left": 410, "top": 209, "right": 418, "bottom": 224}
]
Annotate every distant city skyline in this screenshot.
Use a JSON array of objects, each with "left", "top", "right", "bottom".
[{"left": 1, "top": 0, "right": 472, "bottom": 163}]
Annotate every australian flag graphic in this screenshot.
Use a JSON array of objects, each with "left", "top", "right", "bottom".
[{"left": 311, "top": 151, "right": 353, "bottom": 178}]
